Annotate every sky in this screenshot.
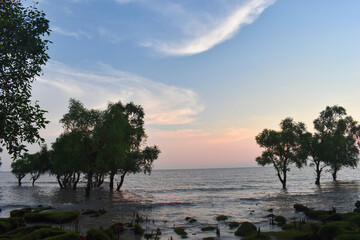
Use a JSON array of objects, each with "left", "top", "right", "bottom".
[{"left": 2, "top": 0, "right": 360, "bottom": 170}]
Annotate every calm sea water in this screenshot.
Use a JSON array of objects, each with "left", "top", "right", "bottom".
[{"left": 1, "top": 166, "right": 360, "bottom": 239}]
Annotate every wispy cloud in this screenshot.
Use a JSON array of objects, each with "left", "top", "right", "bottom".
[
  {"left": 140, "top": 0, "right": 275, "bottom": 56},
  {"left": 37, "top": 61, "right": 204, "bottom": 126},
  {"left": 98, "top": 27, "right": 122, "bottom": 43},
  {"left": 52, "top": 26, "right": 91, "bottom": 39}
]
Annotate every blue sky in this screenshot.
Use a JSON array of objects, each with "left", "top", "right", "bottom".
[{"left": 2, "top": 0, "right": 360, "bottom": 170}]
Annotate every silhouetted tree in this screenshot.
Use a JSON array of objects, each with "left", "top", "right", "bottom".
[
  {"left": 255, "top": 118, "right": 309, "bottom": 189},
  {"left": 0, "top": 1, "right": 50, "bottom": 158},
  {"left": 27, "top": 145, "right": 50, "bottom": 185},
  {"left": 11, "top": 156, "right": 30, "bottom": 186},
  {"left": 313, "top": 106, "right": 359, "bottom": 181}
]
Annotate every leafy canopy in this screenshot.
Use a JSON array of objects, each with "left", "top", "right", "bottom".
[{"left": 0, "top": 0, "right": 50, "bottom": 158}]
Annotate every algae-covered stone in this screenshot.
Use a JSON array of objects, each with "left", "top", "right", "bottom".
[
  {"left": 43, "top": 232, "right": 80, "bottom": 240},
  {"left": 228, "top": 221, "right": 240, "bottom": 229},
  {"left": 174, "top": 227, "right": 187, "bottom": 238},
  {"left": 19, "top": 227, "right": 65, "bottom": 240},
  {"left": 334, "top": 233, "right": 360, "bottom": 240},
  {"left": 133, "top": 224, "right": 145, "bottom": 235},
  {"left": 274, "top": 215, "right": 286, "bottom": 226},
  {"left": 294, "top": 204, "right": 308, "bottom": 212},
  {"left": 234, "top": 221, "right": 257, "bottom": 237},
  {"left": 10, "top": 207, "right": 32, "bottom": 217},
  {"left": 86, "top": 228, "right": 110, "bottom": 240},
  {"left": 203, "top": 237, "right": 215, "bottom": 240},
  {"left": 24, "top": 210, "right": 79, "bottom": 224},
  {"left": 216, "top": 215, "right": 228, "bottom": 221},
  {"left": 355, "top": 201, "right": 360, "bottom": 209},
  {"left": 201, "top": 226, "right": 216, "bottom": 231}
]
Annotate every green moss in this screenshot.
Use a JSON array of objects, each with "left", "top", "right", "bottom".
[
  {"left": 228, "top": 221, "right": 240, "bottom": 229},
  {"left": 133, "top": 224, "right": 145, "bottom": 235},
  {"left": 334, "top": 233, "right": 360, "bottom": 240},
  {"left": 86, "top": 228, "right": 110, "bottom": 240},
  {"left": 10, "top": 207, "right": 32, "bottom": 217},
  {"left": 235, "top": 222, "right": 257, "bottom": 237},
  {"left": 82, "top": 209, "right": 106, "bottom": 217},
  {"left": 266, "top": 230, "right": 309, "bottom": 240},
  {"left": 201, "top": 226, "right": 216, "bottom": 231},
  {"left": 18, "top": 227, "right": 65, "bottom": 240},
  {"left": 33, "top": 206, "right": 54, "bottom": 213},
  {"left": 274, "top": 215, "right": 286, "bottom": 226},
  {"left": 24, "top": 210, "right": 79, "bottom": 224},
  {"left": 203, "top": 237, "right": 215, "bottom": 240},
  {"left": 0, "top": 217, "right": 23, "bottom": 234},
  {"left": 294, "top": 204, "right": 308, "bottom": 212},
  {"left": 305, "top": 209, "right": 331, "bottom": 220},
  {"left": 216, "top": 215, "right": 228, "bottom": 221},
  {"left": 144, "top": 233, "right": 154, "bottom": 238},
  {"left": 109, "top": 222, "right": 126, "bottom": 234},
  {"left": 174, "top": 227, "right": 187, "bottom": 238},
  {"left": 43, "top": 232, "right": 80, "bottom": 240}
]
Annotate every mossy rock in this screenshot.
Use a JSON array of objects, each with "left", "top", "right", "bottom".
[
  {"left": 294, "top": 204, "right": 308, "bottom": 212},
  {"left": 189, "top": 218, "right": 197, "bottom": 223},
  {"left": 305, "top": 209, "right": 331, "bottom": 220},
  {"left": 33, "top": 206, "right": 54, "bottom": 213},
  {"left": 109, "top": 222, "right": 126, "bottom": 234},
  {"left": 0, "top": 217, "right": 23, "bottom": 234},
  {"left": 24, "top": 210, "right": 79, "bottom": 224},
  {"left": 185, "top": 217, "right": 191, "bottom": 221},
  {"left": 0, "top": 225, "right": 50, "bottom": 239},
  {"left": 274, "top": 215, "right": 286, "bottom": 226},
  {"left": 235, "top": 222, "right": 257, "bottom": 237},
  {"left": 133, "top": 224, "right": 145, "bottom": 235},
  {"left": 43, "top": 232, "right": 80, "bottom": 240},
  {"left": 18, "top": 227, "right": 65, "bottom": 240},
  {"left": 355, "top": 201, "right": 360, "bottom": 209},
  {"left": 228, "top": 221, "right": 240, "bottom": 229},
  {"left": 201, "top": 226, "right": 216, "bottom": 231},
  {"left": 324, "top": 213, "right": 344, "bottom": 222},
  {"left": 216, "top": 215, "right": 228, "bottom": 221},
  {"left": 318, "top": 221, "right": 358, "bottom": 240},
  {"left": 174, "top": 227, "right": 187, "bottom": 238},
  {"left": 334, "top": 233, "right": 360, "bottom": 240},
  {"left": 203, "top": 237, "right": 215, "bottom": 240},
  {"left": 82, "top": 209, "right": 106, "bottom": 217},
  {"left": 10, "top": 207, "right": 32, "bottom": 217},
  {"left": 353, "top": 208, "right": 360, "bottom": 214},
  {"left": 86, "top": 228, "right": 110, "bottom": 240}
]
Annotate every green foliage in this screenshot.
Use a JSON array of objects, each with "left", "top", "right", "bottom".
[
  {"left": 235, "top": 221, "right": 257, "bottom": 237},
  {"left": 0, "top": 0, "right": 50, "bottom": 158},
  {"left": 255, "top": 118, "right": 309, "bottom": 189},
  {"left": 201, "top": 226, "right": 216, "bottom": 231},
  {"left": 312, "top": 105, "right": 360, "bottom": 181},
  {"left": 24, "top": 210, "right": 79, "bottom": 224},
  {"left": 216, "top": 215, "right": 228, "bottom": 221}
]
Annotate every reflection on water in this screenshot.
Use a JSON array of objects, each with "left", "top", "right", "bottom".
[{"left": 1, "top": 166, "right": 360, "bottom": 239}]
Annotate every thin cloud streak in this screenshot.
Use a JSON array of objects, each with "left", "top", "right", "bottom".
[
  {"left": 142, "top": 0, "right": 275, "bottom": 56},
  {"left": 38, "top": 61, "right": 204, "bottom": 126},
  {"left": 52, "top": 26, "right": 91, "bottom": 39}
]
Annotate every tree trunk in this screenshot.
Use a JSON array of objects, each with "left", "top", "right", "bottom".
[
  {"left": 315, "top": 162, "right": 322, "bottom": 185},
  {"left": 17, "top": 175, "right": 22, "bottom": 186},
  {"left": 332, "top": 168, "right": 338, "bottom": 181},
  {"left": 116, "top": 171, "right": 127, "bottom": 191},
  {"left": 57, "top": 175, "right": 64, "bottom": 189},
  {"left": 72, "top": 172, "right": 80, "bottom": 191},
  {"left": 109, "top": 172, "right": 115, "bottom": 191},
  {"left": 85, "top": 172, "right": 93, "bottom": 197},
  {"left": 31, "top": 173, "right": 40, "bottom": 186},
  {"left": 282, "top": 170, "right": 287, "bottom": 189}
]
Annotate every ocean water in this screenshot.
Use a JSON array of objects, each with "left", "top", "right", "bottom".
[{"left": 1, "top": 166, "right": 360, "bottom": 239}]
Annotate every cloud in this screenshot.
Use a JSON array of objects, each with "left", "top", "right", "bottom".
[
  {"left": 140, "top": 0, "right": 275, "bottom": 56},
  {"left": 52, "top": 26, "right": 91, "bottom": 39},
  {"left": 37, "top": 61, "right": 204, "bottom": 126},
  {"left": 98, "top": 28, "right": 122, "bottom": 43}
]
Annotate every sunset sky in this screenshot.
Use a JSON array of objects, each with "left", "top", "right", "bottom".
[{"left": 2, "top": 0, "right": 360, "bottom": 170}]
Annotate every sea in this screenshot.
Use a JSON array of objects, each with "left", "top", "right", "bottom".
[{"left": 1, "top": 166, "right": 360, "bottom": 239}]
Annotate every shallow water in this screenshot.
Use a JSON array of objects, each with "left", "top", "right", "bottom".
[{"left": 1, "top": 166, "right": 360, "bottom": 239}]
